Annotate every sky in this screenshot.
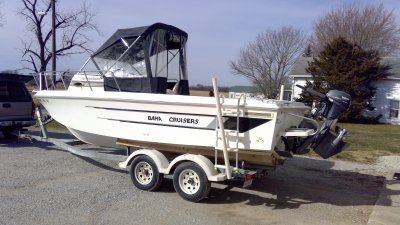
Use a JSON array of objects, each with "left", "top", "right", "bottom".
[{"left": 0, "top": 0, "right": 399, "bottom": 86}]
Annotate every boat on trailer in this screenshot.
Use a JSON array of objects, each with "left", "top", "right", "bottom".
[{"left": 33, "top": 23, "right": 352, "bottom": 201}]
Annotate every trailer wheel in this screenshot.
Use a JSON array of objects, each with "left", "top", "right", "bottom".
[
  {"left": 130, "top": 155, "right": 163, "bottom": 191},
  {"left": 173, "top": 162, "right": 211, "bottom": 202},
  {"left": 1, "top": 129, "right": 17, "bottom": 139}
]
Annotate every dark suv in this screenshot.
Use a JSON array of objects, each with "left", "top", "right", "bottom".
[{"left": 0, "top": 74, "right": 36, "bottom": 137}]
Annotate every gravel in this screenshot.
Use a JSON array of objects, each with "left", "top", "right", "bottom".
[
  {"left": 0, "top": 131, "right": 394, "bottom": 225},
  {"left": 375, "top": 156, "right": 400, "bottom": 175}
]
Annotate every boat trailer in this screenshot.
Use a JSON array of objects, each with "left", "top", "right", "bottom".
[
  {"left": 29, "top": 79, "right": 273, "bottom": 202},
  {"left": 28, "top": 76, "right": 352, "bottom": 202}
]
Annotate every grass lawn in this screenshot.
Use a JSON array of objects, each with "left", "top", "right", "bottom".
[{"left": 330, "top": 123, "right": 400, "bottom": 163}]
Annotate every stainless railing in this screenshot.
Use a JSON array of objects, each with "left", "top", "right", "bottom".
[
  {"left": 34, "top": 70, "right": 183, "bottom": 94},
  {"left": 33, "top": 70, "right": 120, "bottom": 91}
]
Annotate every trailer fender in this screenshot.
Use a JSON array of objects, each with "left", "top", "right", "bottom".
[
  {"left": 166, "top": 154, "right": 222, "bottom": 182},
  {"left": 118, "top": 149, "right": 169, "bottom": 172}
]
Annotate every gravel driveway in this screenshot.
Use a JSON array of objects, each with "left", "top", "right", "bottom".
[{"left": 0, "top": 131, "right": 389, "bottom": 225}]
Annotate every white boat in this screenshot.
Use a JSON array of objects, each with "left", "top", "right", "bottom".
[{"left": 33, "top": 23, "right": 351, "bottom": 167}]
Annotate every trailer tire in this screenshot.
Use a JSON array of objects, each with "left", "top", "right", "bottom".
[
  {"left": 173, "top": 162, "right": 211, "bottom": 202},
  {"left": 130, "top": 155, "right": 163, "bottom": 191},
  {"left": 1, "top": 129, "right": 17, "bottom": 139}
]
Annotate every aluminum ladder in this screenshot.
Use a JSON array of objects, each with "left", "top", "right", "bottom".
[{"left": 212, "top": 78, "right": 246, "bottom": 179}]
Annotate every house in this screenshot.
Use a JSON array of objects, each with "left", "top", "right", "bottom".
[
  {"left": 288, "top": 57, "right": 400, "bottom": 125},
  {"left": 228, "top": 86, "right": 260, "bottom": 99}
]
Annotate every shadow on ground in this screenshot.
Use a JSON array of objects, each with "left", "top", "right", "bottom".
[
  {"left": 0, "top": 130, "right": 60, "bottom": 151},
  {"left": 202, "top": 157, "right": 392, "bottom": 209}
]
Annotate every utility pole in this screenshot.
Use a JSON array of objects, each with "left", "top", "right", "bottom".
[{"left": 51, "top": 0, "right": 56, "bottom": 84}]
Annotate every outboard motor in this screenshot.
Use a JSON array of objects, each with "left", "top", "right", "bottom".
[
  {"left": 294, "top": 85, "right": 352, "bottom": 158},
  {"left": 325, "top": 90, "right": 351, "bottom": 118},
  {"left": 312, "top": 89, "right": 351, "bottom": 120}
]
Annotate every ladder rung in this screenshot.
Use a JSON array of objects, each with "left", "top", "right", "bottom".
[
  {"left": 216, "top": 129, "right": 238, "bottom": 133},
  {"left": 222, "top": 110, "right": 242, "bottom": 116},
  {"left": 215, "top": 164, "right": 226, "bottom": 169},
  {"left": 215, "top": 164, "right": 237, "bottom": 169},
  {"left": 216, "top": 129, "right": 244, "bottom": 137},
  {"left": 222, "top": 110, "right": 238, "bottom": 115},
  {"left": 227, "top": 147, "right": 239, "bottom": 152},
  {"left": 215, "top": 147, "right": 239, "bottom": 152},
  {"left": 225, "top": 130, "right": 239, "bottom": 135}
]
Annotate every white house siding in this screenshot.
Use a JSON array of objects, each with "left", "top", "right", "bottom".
[
  {"left": 367, "top": 79, "right": 400, "bottom": 125},
  {"left": 290, "top": 76, "right": 313, "bottom": 101}
]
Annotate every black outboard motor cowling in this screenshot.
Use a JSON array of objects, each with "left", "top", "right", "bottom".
[{"left": 325, "top": 90, "right": 351, "bottom": 119}]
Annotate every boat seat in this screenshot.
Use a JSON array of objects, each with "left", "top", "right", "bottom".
[
  {"left": 172, "top": 80, "right": 180, "bottom": 94},
  {"left": 176, "top": 80, "right": 189, "bottom": 95},
  {"left": 166, "top": 80, "right": 190, "bottom": 95}
]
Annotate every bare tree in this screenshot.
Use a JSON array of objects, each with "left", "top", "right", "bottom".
[
  {"left": 310, "top": 3, "right": 400, "bottom": 56},
  {"left": 230, "top": 26, "right": 307, "bottom": 99},
  {"left": 18, "top": 0, "right": 99, "bottom": 73},
  {"left": 0, "top": 1, "right": 4, "bottom": 26}
]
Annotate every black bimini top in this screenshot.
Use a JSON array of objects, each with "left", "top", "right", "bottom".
[{"left": 93, "top": 23, "right": 188, "bottom": 56}]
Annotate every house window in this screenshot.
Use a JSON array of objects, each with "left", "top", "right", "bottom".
[
  {"left": 389, "top": 100, "right": 399, "bottom": 118},
  {"left": 283, "top": 90, "right": 292, "bottom": 101}
]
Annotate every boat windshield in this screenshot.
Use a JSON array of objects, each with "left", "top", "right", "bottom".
[{"left": 91, "top": 37, "right": 146, "bottom": 77}]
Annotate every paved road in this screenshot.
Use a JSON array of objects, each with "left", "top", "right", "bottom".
[{"left": 0, "top": 132, "right": 389, "bottom": 225}]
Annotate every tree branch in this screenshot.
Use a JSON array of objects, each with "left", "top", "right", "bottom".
[
  {"left": 231, "top": 26, "right": 306, "bottom": 98},
  {"left": 19, "top": 0, "right": 100, "bottom": 72}
]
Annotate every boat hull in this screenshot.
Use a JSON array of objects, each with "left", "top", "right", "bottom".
[{"left": 35, "top": 90, "right": 309, "bottom": 153}]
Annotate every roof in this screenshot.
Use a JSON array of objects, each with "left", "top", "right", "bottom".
[
  {"left": 290, "top": 74, "right": 312, "bottom": 78},
  {"left": 229, "top": 86, "right": 258, "bottom": 93},
  {"left": 383, "top": 57, "right": 400, "bottom": 79},
  {"left": 93, "top": 23, "right": 188, "bottom": 56},
  {"left": 289, "top": 57, "right": 312, "bottom": 76},
  {"left": 289, "top": 57, "right": 400, "bottom": 79}
]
